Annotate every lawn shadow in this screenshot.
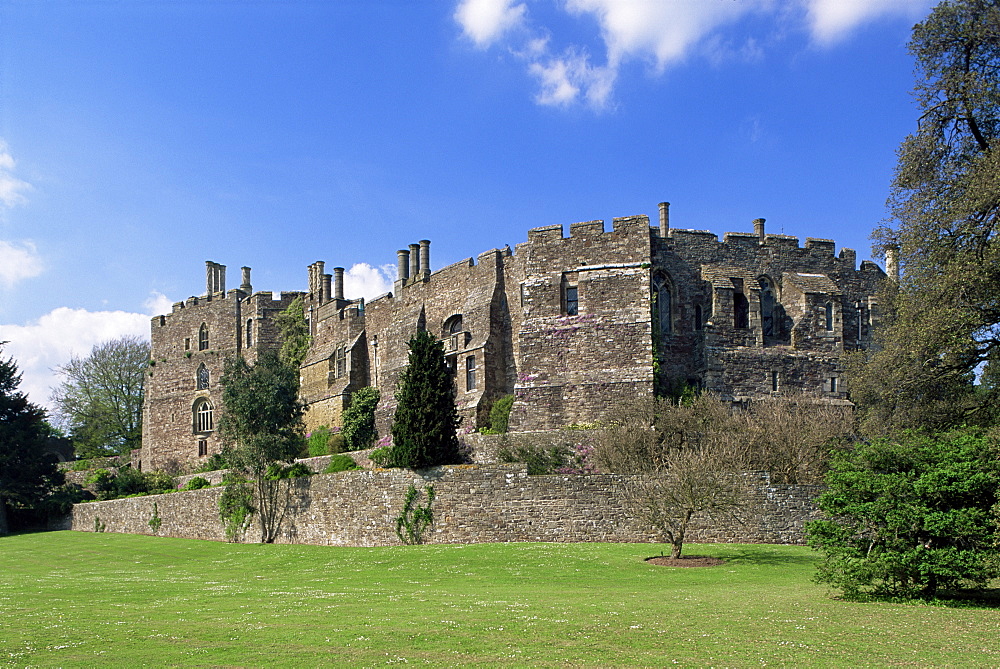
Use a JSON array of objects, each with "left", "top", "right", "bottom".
[{"left": 699, "top": 545, "right": 820, "bottom": 567}]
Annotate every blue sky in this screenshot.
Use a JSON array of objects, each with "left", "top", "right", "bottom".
[{"left": 0, "top": 0, "right": 933, "bottom": 410}]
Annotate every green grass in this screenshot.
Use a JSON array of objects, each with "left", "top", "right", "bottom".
[{"left": 1, "top": 533, "right": 998, "bottom": 667}]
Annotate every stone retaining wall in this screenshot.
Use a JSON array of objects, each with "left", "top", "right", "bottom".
[{"left": 68, "top": 464, "right": 822, "bottom": 546}]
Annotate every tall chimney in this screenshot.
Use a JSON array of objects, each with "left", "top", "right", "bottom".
[
  {"left": 409, "top": 243, "right": 420, "bottom": 278},
  {"left": 240, "top": 266, "right": 252, "bottom": 294},
  {"left": 753, "top": 218, "right": 766, "bottom": 243},
  {"left": 333, "top": 267, "right": 345, "bottom": 301},
  {"left": 322, "top": 273, "right": 332, "bottom": 303},
  {"left": 397, "top": 249, "right": 410, "bottom": 281},
  {"left": 206, "top": 261, "right": 214, "bottom": 295},
  {"left": 419, "top": 240, "right": 430, "bottom": 278},
  {"left": 885, "top": 245, "right": 900, "bottom": 282},
  {"left": 658, "top": 202, "right": 670, "bottom": 237}
]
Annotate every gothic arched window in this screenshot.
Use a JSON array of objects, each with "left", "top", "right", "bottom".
[
  {"left": 759, "top": 277, "right": 776, "bottom": 336},
  {"left": 652, "top": 273, "right": 673, "bottom": 335},
  {"left": 198, "top": 323, "right": 209, "bottom": 351},
  {"left": 196, "top": 363, "right": 209, "bottom": 390},
  {"left": 194, "top": 399, "right": 214, "bottom": 433}
]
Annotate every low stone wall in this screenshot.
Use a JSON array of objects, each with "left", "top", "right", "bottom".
[{"left": 68, "top": 464, "right": 822, "bottom": 546}]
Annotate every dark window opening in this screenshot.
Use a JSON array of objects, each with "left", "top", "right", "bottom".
[
  {"left": 198, "top": 323, "right": 209, "bottom": 350},
  {"left": 652, "top": 273, "right": 672, "bottom": 335},
  {"left": 564, "top": 285, "right": 578, "bottom": 316},
  {"left": 465, "top": 356, "right": 476, "bottom": 391},
  {"left": 334, "top": 346, "right": 346, "bottom": 378},
  {"left": 825, "top": 302, "right": 834, "bottom": 331},
  {"left": 246, "top": 319, "right": 253, "bottom": 347},
  {"left": 771, "top": 371, "right": 779, "bottom": 392},
  {"left": 733, "top": 293, "right": 749, "bottom": 329},
  {"left": 197, "top": 364, "right": 209, "bottom": 390},
  {"left": 198, "top": 439, "right": 208, "bottom": 457},
  {"left": 759, "top": 277, "right": 775, "bottom": 337},
  {"left": 694, "top": 304, "right": 703, "bottom": 331}
]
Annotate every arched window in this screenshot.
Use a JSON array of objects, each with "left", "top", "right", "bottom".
[
  {"left": 759, "top": 277, "right": 776, "bottom": 336},
  {"left": 198, "top": 323, "right": 209, "bottom": 350},
  {"left": 825, "top": 302, "right": 834, "bottom": 331},
  {"left": 245, "top": 319, "right": 253, "bottom": 347},
  {"left": 733, "top": 293, "right": 749, "bottom": 329},
  {"left": 194, "top": 400, "right": 214, "bottom": 433},
  {"left": 196, "top": 364, "right": 209, "bottom": 390},
  {"left": 651, "top": 273, "right": 672, "bottom": 335},
  {"left": 443, "top": 314, "right": 464, "bottom": 337}
]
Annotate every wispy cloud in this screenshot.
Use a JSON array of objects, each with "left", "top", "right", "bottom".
[
  {"left": 0, "top": 240, "right": 44, "bottom": 289},
  {"left": 454, "top": 0, "right": 932, "bottom": 109},
  {"left": 0, "top": 294, "right": 170, "bottom": 411},
  {"left": 0, "top": 140, "right": 31, "bottom": 207}
]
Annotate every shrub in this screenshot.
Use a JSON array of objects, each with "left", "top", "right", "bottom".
[
  {"left": 264, "top": 462, "right": 313, "bottom": 479},
  {"left": 181, "top": 476, "right": 211, "bottom": 491},
  {"left": 342, "top": 387, "right": 380, "bottom": 451},
  {"left": 195, "top": 453, "right": 227, "bottom": 473},
  {"left": 304, "top": 426, "right": 336, "bottom": 457},
  {"left": 497, "top": 443, "right": 574, "bottom": 475},
  {"left": 323, "top": 454, "right": 361, "bottom": 474},
  {"left": 485, "top": 395, "right": 515, "bottom": 434}
]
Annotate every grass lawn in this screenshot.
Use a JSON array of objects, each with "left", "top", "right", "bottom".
[{"left": 1, "top": 532, "right": 998, "bottom": 667}]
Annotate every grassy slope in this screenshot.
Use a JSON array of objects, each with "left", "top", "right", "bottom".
[{"left": 1, "top": 532, "right": 998, "bottom": 667}]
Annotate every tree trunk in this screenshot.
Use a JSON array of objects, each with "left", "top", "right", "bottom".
[{"left": 671, "top": 509, "right": 694, "bottom": 559}]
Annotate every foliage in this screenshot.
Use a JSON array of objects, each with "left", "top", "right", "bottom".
[
  {"left": 218, "top": 478, "right": 254, "bottom": 543},
  {"left": 383, "top": 331, "right": 462, "bottom": 469},
  {"left": 394, "top": 483, "right": 435, "bottom": 545},
  {"left": 342, "top": 387, "right": 380, "bottom": 451},
  {"left": 304, "top": 425, "right": 343, "bottom": 457},
  {"left": 323, "top": 454, "right": 361, "bottom": 474},
  {"left": 85, "top": 466, "right": 174, "bottom": 501},
  {"left": 854, "top": 0, "right": 1000, "bottom": 434},
  {"left": 49, "top": 335, "right": 149, "bottom": 458},
  {"left": 274, "top": 296, "right": 311, "bottom": 369},
  {"left": 807, "top": 429, "right": 1000, "bottom": 600},
  {"left": 181, "top": 476, "right": 211, "bottom": 491},
  {"left": 194, "top": 452, "right": 228, "bottom": 473},
  {"left": 265, "top": 462, "right": 313, "bottom": 479},
  {"left": 483, "top": 394, "right": 514, "bottom": 434},
  {"left": 218, "top": 350, "right": 305, "bottom": 542},
  {"left": 0, "top": 345, "right": 65, "bottom": 535},
  {"left": 591, "top": 394, "right": 752, "bottom": 558},
  {"left": 147, "top": 502, "right": 162, "bottom": 533},
  {"left": 497, "top": 439, "right": 575, "bottom": 475}
]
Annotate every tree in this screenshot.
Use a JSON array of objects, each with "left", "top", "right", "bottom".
[
  {"left": 379, "top": 330, "right": 462, "bottom": 469},
  {"left": 341, "top": 386, "right": 379, "bottom": 451},
  {"left": 854, "top": 0, "right": 1000, "bottom": 434},
  {"left": 50, "top": 335, "right": 149, "bottom": 458},
  {"left": 807, "top": 429, "right": 1000, "bottom": 600},
  {"left": 274, "top": 296, "right": 310, "bottom": 369},
  {"left": 592, "top": 394, "right": 752, "bottom": 559},
  {"left": 0, "top": 345, "right": 64, "bottom": 535},
  {"left": 218, "top": 350, "right": 305, "bottom": 543}
]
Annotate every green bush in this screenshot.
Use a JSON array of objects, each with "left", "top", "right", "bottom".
[
  {"left": 305, "top": 425, "right": 338, "bottom": 457},
  {"left": 323, "top": 454, "right": 361, "bottom": 474},
  {"left": 181, "top": 476, "right": 211, "bottom": 491},
  {"left": 485, "top": 395, "right": 515, "bottom": 434},
  {"left": 497, "top": 443, "right": 573, "bottom": 475},
  {"left": 195, "top": 453, "right": 227, "bottom": 473},
  {"left": 84, "top": 467, "right": 175, "bottom": 500},
  {"left": 264, "top": 462, "right": 313, "bottom": 479},
  {"left": 342, "top": 387, "right": 380, "bottom": 451}
]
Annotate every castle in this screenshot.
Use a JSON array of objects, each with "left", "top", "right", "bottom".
[{"left": 140, "top": 202, "right": 887, "bottom": 472}]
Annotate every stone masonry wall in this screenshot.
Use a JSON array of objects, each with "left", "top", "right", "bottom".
[{"left": 68, "top": 464, "right": 822, "bottom": 546}]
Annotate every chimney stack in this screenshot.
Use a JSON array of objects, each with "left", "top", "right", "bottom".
[
  {"left": 397, "top": 249, "right": 410, "bottom": 282},
  {"left": 321, "top": 273, "right": 332, "bottom": 303},
  {"left": 658, "top": 202, "right": 670, "bottom": 237},
  {"left": 240, "top": 266, "right": 252, "bottom": 294},
  {"left": 333, "top": 267, "right": 345, "bottom": 301},
  {"left": 205, "top": 261, "right": 226, "bottom": 295},
  {"left": 409, "top": 243, "right": 420, "bottom": 278},
  {"left": 753, "top": 218, "right": 766, "bottom": 243},
  {"left": 419, "top": 240, "right": 430, "bottom": 278}
]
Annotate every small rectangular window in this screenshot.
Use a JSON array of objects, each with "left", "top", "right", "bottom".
[
  {"left": 830, "top": 376, "right": 838, "bottom": 393},
  {"left": 198, "top": 439, "right": 208, "bottom": 457},
  {"left": 184, "top": 338, "right": 190, "bottom": 350},
  {"left": 771, "top": 371, "right": 779, "bottom": 392},
  {"left": 335, "top": 346, "right": 346, "bottom": 378},
  {"left": 564, "top": 285, "right": 578, "bottom": 316},
  {"left": 465, "top": 356, "right": 476, "bottom": 391}
]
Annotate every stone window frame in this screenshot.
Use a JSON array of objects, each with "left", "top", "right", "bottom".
[
  {"left": 824, "top": 301, "right": 834, "bottom": 331},
  {"left": 333, "top": 345, "right": 347, "bottom": 379},
  {"left": 196, "top": 363, "right": 209, "bottom": 390},
  {"left": 651, "top": 271, "right": 674, "bottom": 335},
  {"left": 758, "top": 275, "right": 778, "bottom": 337},
  {"left": 732, "top": 292, "right": 750, "bottom": 329},
  {"left": 465, "top": 355, "right": 476, "bottom": 392},
  {"left": 197, "top": 439, "right": 208, "bottom": 457},
  {"left": 245, "top": 319, "right": 253, "bottom": 348},
  {"left": 198, "top": 323, "right": 209, "bottom": 351},
  {"left": 828, "top": 375, "right": 839, "bottom": 394},
  {"left": 194, "top": 399, "right": 214, "bottom": 434},
  {"left": 184, "top": 337, "right": 191, "bottom": 351},
  {"left": 770, "top": 370, "right": 780, "bottom": 393},
  {"left": 562, "top": 282, "right": 578, "bottom": 316}
]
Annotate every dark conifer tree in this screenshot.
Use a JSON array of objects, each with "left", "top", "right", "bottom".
[{"left": 386, "top": 330, "right": 461, "bottom": 468}]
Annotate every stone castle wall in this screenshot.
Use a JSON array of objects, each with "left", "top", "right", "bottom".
[{"left": 66, "top": 464, "right": 822, "bottom": 547}]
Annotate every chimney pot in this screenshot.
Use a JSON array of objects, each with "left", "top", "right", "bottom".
[{"left": 658, "top": 202, "right": 670, "bottom": 237}]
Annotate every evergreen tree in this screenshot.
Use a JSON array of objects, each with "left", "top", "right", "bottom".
[
  {"left": 383, "top": 330, "right": 461, "bottom": 468},
  {"left": 341, "top": 386, "right": 380, "bottom": 451},
  {"left": 853, "top": 0, "right": 1000, "bottom": 433},
  {"left": 0, "top": 345, "right": 63, "bottom": 535},
  {"left": 274, "top": 297, "right": 311, "bottom": 369},
  {"left": 218, "top": 350, "right": 305, "bottom": 542}
]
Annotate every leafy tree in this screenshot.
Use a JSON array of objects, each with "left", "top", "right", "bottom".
[
  {"left": 342, "top": 386, "right": 379, "bottom": 451},
  {"left": 218, "top": 350, "right": 305, "bottom": 542},
  {"left": 274, "top": 296, "right": 310, "bottom": 369},
  {"left": 807, "top": 429, "right": 1000, "bottom": 600},
  {"left": 0, "top": 345, "right": 64, "bottom": 535},
  {"left": 854, "top": 0, "right": 1000, "bottom": 433},
  {"left": 50, "top": 335, "right": 149, "bottom": 458},
  {"left": 592, "top": 394, "right": 752, "bottom": 559},
  {"left": 380, "top": 330, "right": 461, "bottom": 469}
]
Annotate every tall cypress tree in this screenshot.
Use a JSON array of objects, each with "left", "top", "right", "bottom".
[{"left": 385, "top": 330, "right": 461, "bottom": 469}]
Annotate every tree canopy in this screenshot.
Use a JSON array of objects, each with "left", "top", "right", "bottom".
[
  {"left": 50, "top": 335, "right": 149, "bottom": 458},
  {"left": 0, "top": 345, "right": 63, "bottom": 535},
  {"left": 854, "top": 0, "right": 1000, "bottom": 433},
  {"left": 379, "top": 330, "right": 462, "bottom": 469},
  {"left": 275, "top": 297, "right": 311, "bottom": 369}
]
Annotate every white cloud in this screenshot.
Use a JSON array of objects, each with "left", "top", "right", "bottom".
[
  {"left": 454, "top": 0, "right": 933, "bottom": 108},
  {"left": 343, "top": 263, "right": 395, "bottom": 301},
  {"left": 0, "top": 293, "right": 171, "bottom": 412},
  {"left": 0, "top": 240, "right": 44, "bottom": 289},
  {"left": 455, "top": 0, "right": 527, "bottom": 47},
  {"left": 0, "top": 140, "right": 31, "bottom": 207},
  {"left": 143, "top": 291, "right": 174, "bottom": 316},
  {"left": 805, "top": 0, "right": 933, "bottom": 45}
]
